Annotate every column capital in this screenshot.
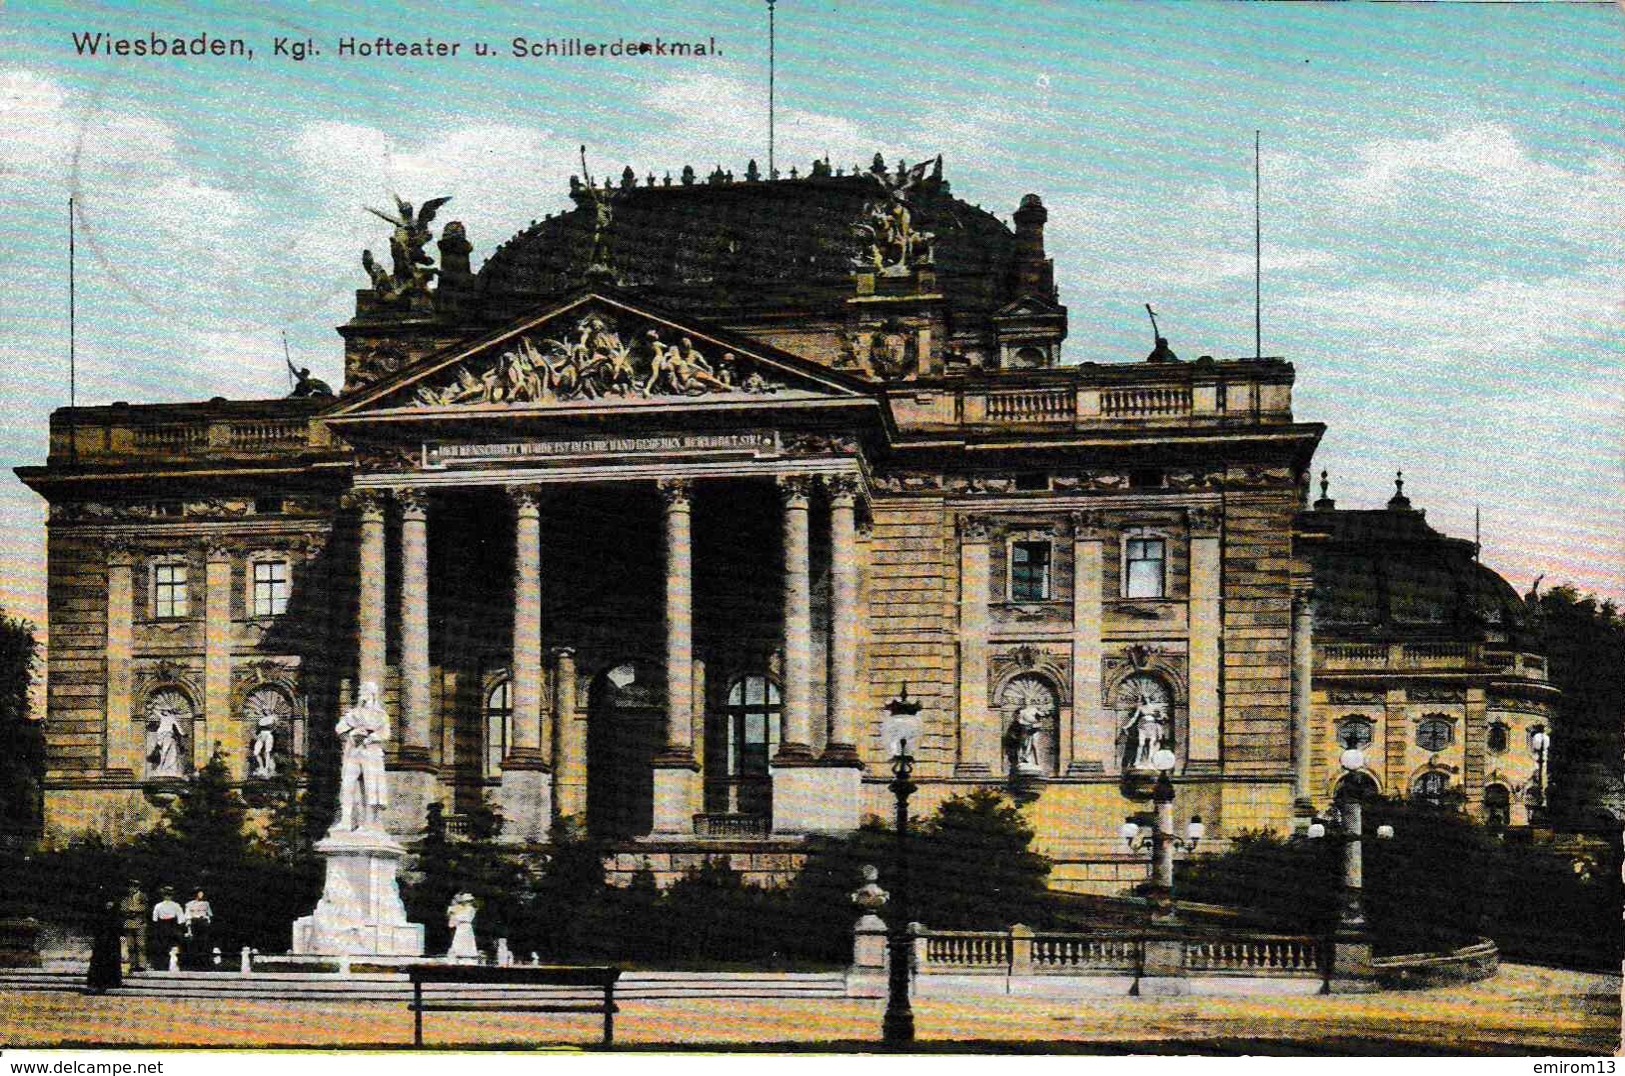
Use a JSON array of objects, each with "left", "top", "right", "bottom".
[
  {"left": 344, "top": 489, "right": 388, "bottom": 520},
  {"left": 777, "top": 473, "right": 816, "bottom": 506},
  {"left": 959, "top": 513, "right": 993, "bottom": 542},
  {"left": 823, "top": 473, "right": 863, "bottom": 505},
  {"left": 394, "top": 487, "right": 429, "bottom": 521},
  {"left": 1291, "top": 583, "right": 1317, "bottom": 611},
  {"left": 104, "top": 539, "right": 137, "bottom": 567},
  {"left": 507, "top": 483, "right": 545, "bottom": 514},
  {"left": 1186, "top": 505, "right": 1223, "bottom": 536},
  {"left": 206, "top": 544, "right": 234, "bottom": 565},
  {"left": 549, "top": 645, "right": 577, "bottom": 661},
  {"left": 656, "top": 477, "right": 694, "bottom": 507},
  {"left": 1070, "top": 510, "right": 1110, "bottom": 541}
]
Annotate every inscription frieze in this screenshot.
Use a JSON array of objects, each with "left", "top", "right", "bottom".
[{"left": 424, "top": 432, "right": 780, "bottom": 468}]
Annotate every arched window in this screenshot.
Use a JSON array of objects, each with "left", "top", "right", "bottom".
[
  {"left": 1336, "top": 716, "right": 1375, "bottom": 750},
  {"left": 1484, "top": 784, "right": 1511, "bottom": 827},
  {"left": 1413, "top": 771, "right": 1451, "bottom": 806},
  {"left": 725, "top": 675, "right": 781, "bottom": 778},
  {"left": 1416, "top": 717, "right": 1454, "bottom": 753},
  {"left": 1486, "top": 722, "right": 1509, "bottom": 754},
  {"left": 143, "top": 688, "right": 195, "bottom": 780},
  {"left": 485, "top": 680, "right": 512, "bottom": 778}
]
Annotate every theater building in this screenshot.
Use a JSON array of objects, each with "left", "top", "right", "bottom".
[{"left": 16, "top": 157, "right": 1553, "bottom": 891}]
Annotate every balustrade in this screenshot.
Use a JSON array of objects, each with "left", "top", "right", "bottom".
[
  {"left": 1101, "top": 386, "right": 1191, "bottom": 418},
  {"left": 986, "top": 389, "right": 1073, "bottom": 423}
]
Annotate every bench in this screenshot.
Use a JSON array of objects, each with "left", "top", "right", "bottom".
[{"left": 405, "top": 964, "right": 621, "bottom": 1047}]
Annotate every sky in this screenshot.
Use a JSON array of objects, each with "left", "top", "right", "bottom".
[{"left": 1, "top": 0, "right": 1622, "bottom": 636}]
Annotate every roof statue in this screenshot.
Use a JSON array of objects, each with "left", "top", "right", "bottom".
[
  {"left": 1144, "top": 304, "right": 1179, "bottom": 363},
  {"left": 362, "top": 194, "right": 452, "bottom": 302},
  {"left": 854, "top": 155, "right": 939, "bottom": 275}
]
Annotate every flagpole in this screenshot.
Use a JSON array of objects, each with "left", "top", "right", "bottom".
[
  {"left": 68, "top": 196, "right": 77, "bottom": 464},
  {"left": 1254, "top": 129, "right": 1262, "bottom": 360}
]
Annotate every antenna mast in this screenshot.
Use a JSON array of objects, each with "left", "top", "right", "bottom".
[
  {"left": 68, "top": 197, "right": 77, "bottom": 464},
  {"left": 1254, "top": 129, "right": 1262, "bottom": 359},
  {"left": 767, "top": 0, "right": 777, "bottom": 179}
]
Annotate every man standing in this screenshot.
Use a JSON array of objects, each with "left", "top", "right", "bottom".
[
  {"left": 120, "top": 882, "right": 147, "bottom": 972},
  {"left": 149, "top": 887, "right": 183, "bottom": 969}
]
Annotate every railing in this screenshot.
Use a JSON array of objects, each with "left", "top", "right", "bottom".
[
  {"left": 1101, "top": 386, "right": 1191, "bottom": 418},
  {"left": 1399, "top": 642, "right": 1472, "bottom": 665},
  {"left": 924, "top": 931, "right": 1010, "bottom": 969},
  {"left": 1184, "top": 936, "right": 1322, "bottom": 975},
  {"left": 986, "top": 389, "right": 1073, "bottom": 423},
  {"left": 134, "top": 423, "right": 208, "bottom": 451},
  {"left": 1323, "top": 644, "right": 1387, "bottom": 663},
  {"left": 228, "top": 420, "right": 308, "bottom": 450},
  {"left": 1032, "top": 933, "right": 1140, "bottom": 973},
  {"left": 692, "top": 813, "right": 770, "bottom": 839}
]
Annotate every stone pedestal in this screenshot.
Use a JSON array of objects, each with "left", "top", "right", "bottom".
[
  {"left": 292, "top": 827, "right": 424, "bottom": 956},
  {"left": 651, "top": 761, "right": 700, "bottom": 836},
  {"left": 494, "top": 767, "right": 553, "bottom": 844},
  {"left": 771, "top": 764, "right": 862, "bottom": 834},
  {"left": 846, "top": 912, "right": 888, "bottom": 998},
  {"left": 1136, "top": 936, "right": 1189, "bottom": 995},
  {"left": 1325, "top": 934, "right": 1379, "bottom": 993}
]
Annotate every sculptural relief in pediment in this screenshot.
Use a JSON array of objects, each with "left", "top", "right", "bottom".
[{"left": 412, "top": 313, "right": 786, "bottom": 407}]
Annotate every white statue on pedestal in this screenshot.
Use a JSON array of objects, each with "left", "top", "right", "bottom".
[
  {"left": 1123, "top": 693, "right": 1167, "bottom": 771},
  {"left": 446, "top": 892, "right": 478, "bottom": 959},
  {"left": 336, "top": 682, "right": 390, "bottom": 831}
]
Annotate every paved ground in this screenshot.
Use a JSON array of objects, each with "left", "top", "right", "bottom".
[{"left": 0, "top": 964, "right": 1617, "bottom": 1055}]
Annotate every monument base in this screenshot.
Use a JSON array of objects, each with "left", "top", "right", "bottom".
[{"left": 292, "top": 826, "right": 425, "bottom": 957}]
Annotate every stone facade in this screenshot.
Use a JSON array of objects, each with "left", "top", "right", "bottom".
[{"left": 15, "top": 158, "right": 1550, "bottom": 893}]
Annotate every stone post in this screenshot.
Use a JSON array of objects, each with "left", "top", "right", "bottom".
[
  {"left": 355, "top": 492, "right": 388, "bottom": 694},
  {"left": 955, "top": 516, "right": 993, "bottom": 775},
  {"left": 205, "top": 545, "right": 234, "bottom": 778},
  {"left": 1009, "top": 923, "right": 1034, "bottom": 975},
  {"left": 105, "top": 545, "right": 137, "bottom": 777},
  {"left": 652, "top": 479, "right": 700, "bottom": 835},
  {"left": 499, "top": 485, "right": 551, "bottom": 842},
  {"left": 1069, "top": 512, "right": 1106, "bottom": 773}
]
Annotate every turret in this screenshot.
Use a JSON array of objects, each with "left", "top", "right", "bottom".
[{"left": 1012, "top": 193, "right": 1055, "bottom": 300}]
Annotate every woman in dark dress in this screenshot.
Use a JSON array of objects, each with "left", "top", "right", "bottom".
[{"left": 85, "top": 895, "right": 122, "bottom": 993}]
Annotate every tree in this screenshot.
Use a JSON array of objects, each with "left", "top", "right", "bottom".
[
  {"left": 1529, "top": 585, "right": 1625, "bottom": 831},
  {"left": 0, "top": 608, "right": 42, "bottom": 846},
  {"left": 402, "top": 798, "right": 528, "bottom": 957}
]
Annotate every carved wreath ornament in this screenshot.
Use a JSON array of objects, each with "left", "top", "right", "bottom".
[{"left": 414, "top": 315, "right": 784, "bottom": 407}]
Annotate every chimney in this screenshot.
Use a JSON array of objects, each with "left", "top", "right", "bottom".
[{"left": 1012, "top": 193, "right": 1054, "bottom": 299}]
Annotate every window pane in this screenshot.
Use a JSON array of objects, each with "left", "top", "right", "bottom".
[
  {"left": 1011, "top": 542, "right": 1051, "bottom": 601},
  {"left": 1126, "top": 558, "right": 1162, "bottom": 598}
]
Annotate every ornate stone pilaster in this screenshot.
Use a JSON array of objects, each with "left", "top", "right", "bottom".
[
  {"left": 353, "top": 491, "right": 389, "bottom": 695},
  {"left": 506, "top": 485, "right": 546, "bottom": 768},
  {"left": 1188, "top": 507, "right": 1223, "bottom": 770},
  {"left": 1290, "top": 586, "right": 1315, "bottom": 810},
  {"left": 956, "top": 514, "right": 994, "bottom": 776},
  {"left": 395, "top": 489, "right": 432, "bottom": 768},
  {"left": 776, "top": 475, "right": 816, "bottom": 762},
  {"left": 823, "top": 475, "right": 863, "bottom": 764},
  {"left": 205, "top": 544, "right": 235, "bottom": 778},
  {"left": 1068, "top": 511, "right": 1106, "bottom": 774},
  {"left": 104, "top": 543, "right": 137, "bottom": 777}
]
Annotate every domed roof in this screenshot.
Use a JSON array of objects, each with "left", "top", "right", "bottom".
[
  {"left": 474, "top": 163, "right": 1021, "bottom": 322},
  {"left": 1299, "top": 499, "right": 1530, "bottom": 645}
]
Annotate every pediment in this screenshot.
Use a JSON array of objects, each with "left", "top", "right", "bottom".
[
  {"left": 993, "top": 294, "right": 1064, "bottom": 319},
  {"left": 331, "top": 292, "right": 870, "bottom": 418}
]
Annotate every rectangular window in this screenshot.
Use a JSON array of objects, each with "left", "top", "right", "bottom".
[
  {"left": 251, "top": 561, "right": 289, "bottom": 617},
  {"left": 1125, "top": 537, "right": 1166, "bottom": 598},
  {"left": 1010, "top": 541, "right": 1052, "bottom": 602},
  {"left": 153, "top": 563, "right": 189, "bottom": 618}
]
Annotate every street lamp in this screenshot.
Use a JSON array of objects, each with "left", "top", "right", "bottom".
[
  {"left": 1120, "top": 748, "right": 1203, "bottom": 923},
  {"left": 1308, "top": 749, "right": 1394, "bottom": 934},
  {"left": 1529, "top": 726, "right": 1551, "bottom": 825},
  {"left": 879, "top": 684, "right": 922, "bottom": 1048}
]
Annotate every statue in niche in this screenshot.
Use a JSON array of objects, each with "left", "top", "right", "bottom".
[
  {"left": 251, "top": 717, "right": 277, "bottom": 779},
  {"left": 1117, "top": 673, "right": 1173, "bottom": 772},
  {"left": 144, "top": 692, "right": 190, "bottom": 779},
  {"left": 334, "top": 682, "right": 390, "bottom": 832},
  {"left": 999, "top": 674, "right": 1056, "bottom": 776},
  {"left": 363, "top": 195, "right": 451, "bottom": 301}
]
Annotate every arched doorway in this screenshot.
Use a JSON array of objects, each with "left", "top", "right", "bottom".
[{"left": 587, "top": 660, "right": 663, "bottom": 839}]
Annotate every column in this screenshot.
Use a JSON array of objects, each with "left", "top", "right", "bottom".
[
  {"left": 355, "top": 491, "right": 388, "bottom": 694},
  {"left": 498, "top": 485, "right": 551, "bottom": 843},
  {"left": 1290, "top": 587, "right": 1314, "bottom": 810},
  {"left": 205, "top": 545, "right": 234, "bottom": 778},
  {"left": 551, "top": 647, "right": 586, "bottom": 822},
  {"left": 388, "top": 489, "right": 436, "bottom": 834},
  {"left": 777, "top": 476, "right": 815, "bottom": 759},
  {"left": 105, "top": 544, "right": 137, "bottom": 776},
  {"left": 824, "top": 475, "right": 863, "bottom": 762},
  {"left": 396, "top": 489, "right": 432, "bottom": 765},
  {"left": 955, "top": 516, "right": 993, "bottom": 775},
  {"left": 651, "top": 479, "right": 700, "bottom": 835},
  {"left": 1187, "top": 507, "right": 1223, "bottom": 771},
  {"left": 1069, "top": 513, "right": 1105, "bottom": 774}
]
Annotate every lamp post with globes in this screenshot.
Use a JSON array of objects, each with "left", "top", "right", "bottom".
[
  {"left": 879, "top": 684, "right": 922, "bottom": 1048},
  {"left": 1308, "top": 747, "right": 1393, "bottom": 991},
  {"left": 1119, "top": 748, "right": 1204, "bottom": 924}
]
